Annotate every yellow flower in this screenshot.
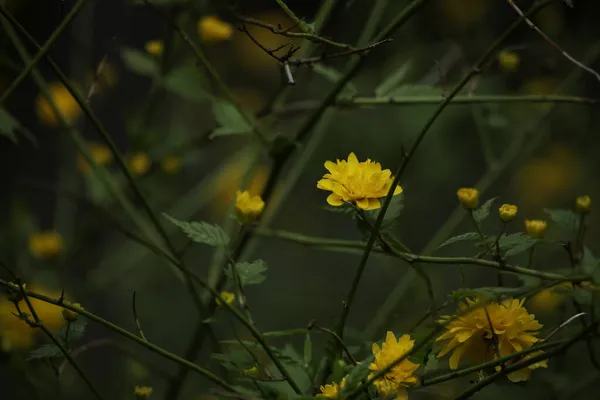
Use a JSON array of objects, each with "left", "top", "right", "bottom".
[
  {"left": 456, "top": 188, "right": 479, "bottom": 210},
  {"left": 575, "top": 195, "right": 591, "bottom": 214},
  {"left": 317, "top": 376, "right": 347, "bottom": 399},
  {"left": 235, "top": 190, "right": 265, "bottom": 223},
  {"left": 529, "top": 288, "right": 565, "bottom": 313},
  {"left": 436, "top": 297, "right": 547, "bottom": 382},
  {"left": 317, "top": 153, "right": 402, "bottom": 210},
  {"left": 62, "top": 303, "right": 83, "bottom": 322},
  {"left": 35, "top": 82, "right": 82, "bottom": 127},
  {"left": 77, "top": 142, "right": 113, "bottom": 173},
  {"left": 134, "top": 386, "right": 153, "bottom": 400},
  {"left": 525, "top": 219, "right": 547, "bottom": 239},
  {"left": 216, "top": 291, "right": 236, "bottom": 307},
  {"left": 369, "top": 331, "right": 420, "bottom": 400},
  {"left": 144, "top": 40, "right": 163, "bottom": 56},
  {"left": 28, "top": 231, "right": 63, "bottom": 260},
  {"left": 498, "top": 204, "right": 518, "bottom": 222},
  {"left": 198, "top": 16, "right": 233, "bottom": 42},
  {"left": 497, "top": 50, "right": 520, "bottom": 72},
  {"left": 161, "top": 156, "right": 182, "bottom": 174},
  {"left": 0, "top": 286, "right": 67, "bottom": 351},
  {"left": 129, "top": 152, "right": 152, "bottom": 176}
]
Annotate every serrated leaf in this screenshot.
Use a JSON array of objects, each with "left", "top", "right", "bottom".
[
  {"left": 227, "top": 260, "right": 268, "bottom": 286},
  {"left": 498, "top": 233, "right": 539, "bottom": 256},
  {"left": 27, "top": 344, "right": 63, "bottom": 360},
  {"left": 311, "top": 64, "right": 357, "bottom": 96},
  {"left": 121, "top": 48, "right": 160, "bottom": 78},
  {"left": 340, "top": 355, "right": 373, "bottom": 396},
  {"left": 60, "top": 318, "right": 88, "bottom": 343},
  {"left": 544, "top": 208, "right": 579, "bottom": 235},
  {"left": 303, "top": 332, "right": 312, "bottom": 367},
  {"left": 163, "top": 214, "right": 229, "bottom": 246},
  {"left": 473, "top": 197, "right": 498, "bottom": 223},
  {"left": 437, "top": 232, "right": 479, "bottom": 249},
  {"left": 163, "top": 64, "right": 209, "bottom": 101},
  {"left": 363, "top": 193, "right": 405, "bottom": 231}
]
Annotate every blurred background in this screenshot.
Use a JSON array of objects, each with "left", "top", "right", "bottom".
[{"left": 1, "top": 0, "right": 600, "bottom": 399}]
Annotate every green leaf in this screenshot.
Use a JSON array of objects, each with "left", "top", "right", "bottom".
[
  {"left": 121, "top": 48, "right": 160, "bottom": 78},
  {"left": 473, "top": 197, "right": 498, "bottom": 223},
  {"left": 311, "top": 64, "right": 357, "bottom": 96},
  {"left": 544, "top": 208, "right": 579, "bottom": 235},
  {"left": 498, "top": 233, "right": 539, "bottom": 257},
  {"left": 210, "top": 100, "right": 252, "bottom": 138},
  {"left": 375, "top": 60, "right": 413, "bottom": 97},
  {"left": 582, "top": 247, "right": 600, "bottom": 274},
  {"left": 303, "top": 332, "right": 312, "bottom": 367},
  {"left": 163, "top": 64, "right": 210, "bottom": 101},
  {"left": 322, "top": 205, "right": 356, "bottom": 216},
  {"left": 437, "top": 232, "right": 479, "bottom": 249},
  {"left": 227, "top": 260, "right": 268, "bottom": 286},
  {"left": 59, "top": 318, "right": 88, "bottom": 343},
  {"left": 27, "top": 344, "right": 63, "bottom": 360},
  {"left": 163, "top": 214, "right": 229, "bottom": 246},
  {"left": 212, "top": 349, "right": 254, "bottom": 371},
  {"left": 570, "top": 287, "right": 593, "bottom": 306},
  {"left": 340, "top": 356, "right": 374, "bottom": 397},
  {"left": 363, "top": 194, "right": 405, "bottom": 231}
]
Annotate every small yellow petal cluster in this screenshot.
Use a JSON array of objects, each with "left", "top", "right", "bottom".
[
  {"left": 575, "top": 195, "right": 591, "bottom": 214},
  {"left": 216, "top": 291, "right": 236, "bottom": 307},
  {"left": 144, "top": 40, "right": 163, "bottom": 56},
  {"left": 62, "top": 303, "right": 83, "bottom": 322},
  {"left": 161, "top": 156, "right": 182, "bottom": 174},
  {"left": 0, "top": 286, "right": 67, "bottom": 351},
  {"left": 317, "top": 153, "right": 403, "bottom": 210},
  {"left": 134, "top": 385, "right": 153, "bottom": 400},
  {"left": 129, "top": 152, "right": 152, "bottom": 176},
  {"left": 436, "top": 297, "right": 548, "bottom": 383},
  {"left": 198, "top": 16, "right": 233, "bottom": 42},
  {"left": 525, "top": 219, "right": 547, "bottom": 239},
  {"left": 28, "top": 231, "right": 63, "bottom": 260},
  {"left": 497, "top": 50, "right": 520, "bottom": 72},
  {"left": 457, "top": 188, "right": 479, "bottom": 210},
  {"left": 369, "top": 331, "right": 420, "bottom": 400},
  {"left": 235, "top": 190, "right": 265, "bottom": 223},
  {"left": 77, "top": 142, "right": 113, "bottom": 174},
  {"left": 35, "top": 82, "right": 82, "bottom": 127},
  {"left": 317, "top": 376, "right": 347, "bottom": 399},
  {"left": 498, "top": 204, "right": 518, "bottom": 222}
]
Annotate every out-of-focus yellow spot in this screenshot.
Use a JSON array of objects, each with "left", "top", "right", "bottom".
[
  {"left": 514, "top": 144, "right": 580, "bottom": 208},
  {"left": 144, "top": 40, "right": 164, "bottom": 56},
  {"left": 198, "top": 16, "right": 233, "bottom": 42},
  {"left": 437, "top": 0, "right": 490, "bottom": 28},
  {"left": 161, "top": 156, "right": 182, "bottom": 174},
  {"left": 77, "top": 142, "right": 113, "bottom": 174},
  {"left": 231, "top": 11, "right": 300, "bottom": 76},
  {"left": 28, "top": 231, "right": 63, "bottom": 260},
  {"left": 498, "top": 50, "right": 520, "bottom": 72},
  {"left": 529, "top": 288, "right": 565, "bottom": 313},
  {"left": 128, "top": 152, "right": 152, "bottom": 176},
  {"left": 35, "top": 82, "right": 82, "bottom": 127}
]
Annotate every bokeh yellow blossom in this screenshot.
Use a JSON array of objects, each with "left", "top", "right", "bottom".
[
  {"left": 77, "top": 142, "right": 113, "bottom": 174},
  {"left": 317, "top": 376, "right": 347, "bottom": 399},
  {"left": 575, "top": 195, "right": 591, "bottom": 214},
  {"left": 35, "top": 82, "right": 82, "bottom": 127},
  {"left": 134, "top": 385, "right": 153, "bottom": 400},
  {"left": 369, "top": 331, "right": 419, "bottom": 400},
  {"left": 457, "top": 188, "right": 479, "bottom": 210},
  {"left": 525, "top": 219, "right": 547, "bottom": 239},
  {"left": 129, "top": 152, "right": 152, "bottom": 176},
  {"left": 161, "top": 156, "right": 182, "bottom": 174},
  {"left": 216, "top": 291, "right": 236, "bottom": 307},
  {"left": 498, "top": 50, "right": 520, "bottom": 72},
  {"left": 235, "top": 190, "right": 265, "bottom": 223},
  {"left": 529, "top": 288, "right": 566, "bottom": 313},
  {"left": 437, "top": 297, "right": 547, "bottom": 382},
  {"left": 198, "top": 16, "right": 233, "bottom": 42},
  {"left": 144, "top": 40, "right": 163, "bottom": 56},
  {"left": 317, "top": 152, "right": 402, "bottom": 210},
  {"left": 499, "top": 204, "right": 518, "bottom": 222},
  {"left": 29, "top": 230, "right": 63, "bottom": 260}
]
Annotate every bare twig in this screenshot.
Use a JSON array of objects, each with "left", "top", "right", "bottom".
[
  {"left": 307, "top": 320, "right": 358, "bottom": 365},
  {"left": 132, "top": 291, "right": 148, "bottom": 341}
]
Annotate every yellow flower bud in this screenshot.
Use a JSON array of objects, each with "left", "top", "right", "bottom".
[
  {"left": 128, "top": 152, "right": 152, "bottom": 176},
  {"left": 198, "top": 16, "right": 233, "bottom": 42},
  {"left": 62, "top": 303, "right": 83, "bottom": 322},
  {"left": 498, "top": 204, "right": 518, "bottom": 222},
  {"left": 525, "top": 219, "right": 547, "bottom": 239},
  {"left": 457, "top": 188, "right": 479, "bottom": 210},
  {"left": 235, "top": 190, "right": 265, "bottom": 223},
  {"left": 575, "top": 195, "right": 591, "bottom": 214},
  {"left": 161, "top": 156, "right": 182, "bottom": 174},
  {"left": 134, "top": 386, "right": 153, "bottom": 400},
  {"left": 216, "top": 291, "right": 236, "bottom": 308},
  {"left": 497, "top": 50, "right": 520, "bottom": 72},
  {"left": 35, "top": 82, "right": 82, "bottom": 127},
  {"left": 28, "top": 231, "right": 64, "bottom": 260},
  {"left": 144, "top": 40, "right": 163, "bottom": 56}
]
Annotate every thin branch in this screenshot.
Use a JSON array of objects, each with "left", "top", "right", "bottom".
[
  {"left": 307, "top": 320, "right": 358, "bottom": 365},
  {"left": 132, "top": 291, "right": 148, "bottom": 341}
]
